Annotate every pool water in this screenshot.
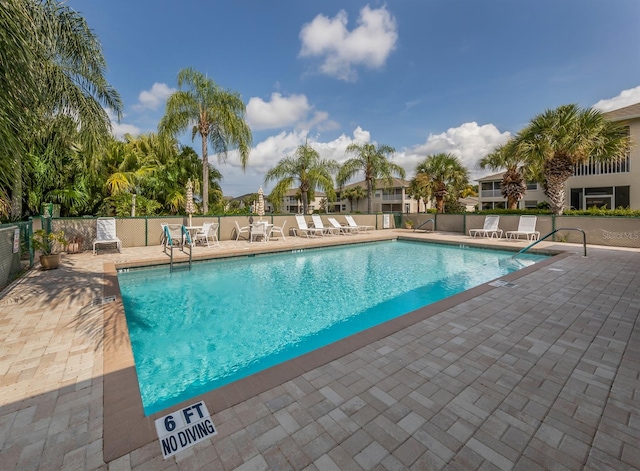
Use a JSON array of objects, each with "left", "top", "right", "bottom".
[{"left": 118, "top": 240, "right": 546, "bottom": 415}]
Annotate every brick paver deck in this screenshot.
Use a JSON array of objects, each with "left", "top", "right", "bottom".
[{"left": 1, "top": 231, "right": 638, "bottom": 470}]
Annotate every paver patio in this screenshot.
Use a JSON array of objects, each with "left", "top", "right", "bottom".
[{"left": 0, "top": 231, "right": 638, "bottom": 470}]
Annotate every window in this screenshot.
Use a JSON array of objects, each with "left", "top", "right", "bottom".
[
  {"left": 480, "top": 181, "right": 502, "bottom": 198},
  {"left": 524, "top": 200, "right": 538, "bottom": 209},
  {"left": 481, "top": 201, "right": 506, "bottom": 210},
  {"left": 526, "top": 181, "right": 538, "bottom": 190},
  {"left": 569, "top": 186, "right": 629, "bottom": 210}
]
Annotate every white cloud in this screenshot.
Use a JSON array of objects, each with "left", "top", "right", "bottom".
[
  {"left": 136, "top": 83, "right": 176, "bottom": 111},
  {"left": 299, "top": 5, "right": 398, "bottom": 81},
  {"left": 217, "top": 127, "right": 372, "bottom": 195},
  {"left": 592, "top": 85, "right": 640, "bottom": 112},
  {"left": 105, "top": 108, "right": 141, "bottom": 139},
  {"left": 246, "top": 93, "right": 312, "bottom": 130},
  {"left": 396, "top": 122, "right": 511, "bottom": 182}
]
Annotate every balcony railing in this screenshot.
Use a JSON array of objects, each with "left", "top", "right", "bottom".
[{"left": 480, "top": 189, "right": 502, "bottom": 198}]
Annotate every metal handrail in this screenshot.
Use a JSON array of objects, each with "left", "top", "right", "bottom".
[
  {"left": 514, "top": 227, "right": 587, "bottom": 258},
  {"left": 163, "top": 225, "right": 192, "bottom": 272},
  {"left": 413, "top": 218, "right": 435, "bottom": 232}
]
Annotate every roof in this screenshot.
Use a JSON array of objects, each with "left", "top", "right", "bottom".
[
  {"left": 340, "top": 178, "right": 410, "bottom": 190},
  {"left": 603, "top": 102, "right": 640, "bottom": 122},
  {"left": 477, "top": 171, "right": 505, "bottom": 182}
]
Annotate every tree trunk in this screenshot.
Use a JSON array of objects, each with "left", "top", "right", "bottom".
[
  {"left": 367, "top": 180, "right": 373, "bottom": 213},
  {"left": 301, "top": 191, "right": 308, "bottom": 214},
  {"left": 543, "top": 154, "right": 574, "bottom": 215},
  {"left": 10, "top": 157, "right": 22, "bottom": 220},
  {"left": 201, "top": 136, "right": 209, "bottom": 214}
]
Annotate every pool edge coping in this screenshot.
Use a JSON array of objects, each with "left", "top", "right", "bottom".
[{"left": 102, "top": 238, "right": 571, "bottom": 462}]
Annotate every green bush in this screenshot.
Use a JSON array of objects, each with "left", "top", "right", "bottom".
[{"left": 563, "top": 206, "right": 640, "bottom": 217}]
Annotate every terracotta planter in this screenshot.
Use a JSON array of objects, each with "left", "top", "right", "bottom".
[{"left": 39, "top": 254, "right": 61, "bottom": 270}]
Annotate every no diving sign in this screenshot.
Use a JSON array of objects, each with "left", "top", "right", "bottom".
[{"left": 155, "top": 401, "right": 217, "bottom": 459}]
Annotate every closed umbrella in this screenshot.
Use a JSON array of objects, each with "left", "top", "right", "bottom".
[
  {"left": 257, "top": 187, "right": 265, "bottom": 221},
  {"left": 186, "top": 179, "right": 195, "bottom": 227}
]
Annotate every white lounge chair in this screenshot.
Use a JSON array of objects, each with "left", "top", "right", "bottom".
[
  {"left": 294, "top": 215, "right": 324, "bottom": 237},
  {"left": 468, "top": 215, "right": 503, "bottom": 238},
  {"left": 269, "top": 220, "right": 287, "bottom": 241},
  {"left": 327, "top": 217, "right": 356, "bottom": 235},
  {"left": 234, "top": 221, "right": 250, "bottom": 241},
  {"left": 195, "top": 222, "right": 220, "bottom": 247},
  {"left": 506, "top": 216, "right": 540, "bottom": 241},
  {"left": 311, "top": 215, "right": 339, "bottom": 235},
  {"left": 345, "top": 215, "right": 373, "bottom": 232},
  {"left": 93, "top": 217, "right": 122, "bottom": 254},
  {"left": 163, "top": 224, "right": 185, "bottom": 250}
]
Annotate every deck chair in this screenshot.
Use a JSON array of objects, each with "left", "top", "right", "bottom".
[
  {"left": 294, "top": 215, "right": 324, "bottom": 237},
  {"left": 234, "top": 221, "right": 250, "bottom": 241},
  {"left": 311, "top": 215, "right": 339, "bottom": 235},
  {"left": 163, "top": 224, "right": 185, "bottom": 252},
  {"left": 93, "top": 217, "right": 122, "bottom": 254},
  {"left": 328, "top": 217, "right": 356, "bottom": 235},
  {"left": 195, "top": 222, "right": 220, "bottom": 247},
  {"left": 468, "top": 215, "right": 503, "bottom": 238},
  {"left": 506, "top": 216, "right": 540, "bottom": 241},
  {"left": 269, "top": 220, "right": 287, "bottom": 241},
  {"left": 345, "top": 215, "right": 374, "bottom": 232}
]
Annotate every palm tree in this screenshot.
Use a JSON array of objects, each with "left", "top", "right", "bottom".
[
  {"left": 407, "top": 173, "right": 431, "bottom": 213},
  {"left": 1, "top": 0, "right": 122, "bottom": 219},
  {"left": 341, "top": 186, "right": 366, "bottom": 212},
  {"left": 514, "top": 104, "right": 630, "bottom": 215},
  {"left": 265, "top": 143, "right": 338, "bottom": 215},
  {"left": 415, "top": 153, "right": 469, "bottom": 213},
  {"left": 337, "top": 142, "right": 405, "bottom": 213},
  {"left": 159, "top": 67, "right": 252, "bottom": 213},
  {"left": 479, "top": 139, "right": 528, "bottom": 210}
]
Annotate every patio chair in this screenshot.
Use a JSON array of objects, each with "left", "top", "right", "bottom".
[
  {"left": 250, "top": 221, "right": 268, "bottom": 243},
  {"left": 327, "top": 217, "right": 356, "bottom": 235},
  {"left": 269, "top": 220, "right": 287, "bottom": 241},
  {"left": 93, "top": 217, "right": 122, "bottom": 255},
  {"left": 293, "top": 215, "right": 324, "bottom": 237},
  {"left": 312, "top": 215, "right": 339, "bottom": 235},
  {"left": 163, "top": 224, "right": 185, "bottom": 251},
  {"left": 234, "top": 221, "right": 250, "bottom": 241},
  {"left": 195, "top": 222, "right": 220, "bottom": 247},
  {"left": 468, "top": 215, "right": 503, "bottom": 238},
  {"left": 506, "top": 216, "right": 540, "bottom": 241},
  {"left": 345, "top": 215, "right": 374, "bottom": 232}
]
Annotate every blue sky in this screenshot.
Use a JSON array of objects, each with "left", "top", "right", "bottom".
[{"left": 68, "top": 0, "right": 640, "bottom": 196}]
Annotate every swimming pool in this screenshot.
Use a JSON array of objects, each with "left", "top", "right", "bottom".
[{"left": 118, "top": 240, "right": 546, "bottom": 415}]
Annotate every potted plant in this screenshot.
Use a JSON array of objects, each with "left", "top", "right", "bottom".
[
  {"left": 31, "top": 229, "right": 68, "bottom": 270},
  {"left": 405, "top": 220, "right": 414, "bottom": 229}
]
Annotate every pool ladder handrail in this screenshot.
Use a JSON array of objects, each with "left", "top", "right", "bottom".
[
  {"left": 164, "top": 225, "right": 193, "bottom": 272},
  {"left": 413, "top": 218, "right": 435, "bottom": 232},
  {"left": 513, "top": 227, "right": 587, "bottom": 259}
]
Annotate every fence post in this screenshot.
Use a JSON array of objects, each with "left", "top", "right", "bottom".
[{"left": 145, "top": 216, "right": 148, "bottom": 247}]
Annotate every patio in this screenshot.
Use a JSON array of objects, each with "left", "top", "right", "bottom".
[{"left": 0, "top": 231, "right": 638, "bottom": 470}]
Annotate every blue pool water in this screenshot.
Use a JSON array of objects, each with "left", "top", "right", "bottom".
[{"left": 118, "top": 241, "right": 546, "bottom": 415}]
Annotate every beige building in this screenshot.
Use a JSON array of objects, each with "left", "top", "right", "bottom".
[
  {"left": 477, "top": 102, "right": 639, "bottom": 210},
  {"left": 334, "top": 178, "right": 422, "bottom": 213}
]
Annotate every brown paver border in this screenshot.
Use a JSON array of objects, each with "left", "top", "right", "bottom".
[{"left": 102, "top": 236, "right": 570, "bottom": 461}]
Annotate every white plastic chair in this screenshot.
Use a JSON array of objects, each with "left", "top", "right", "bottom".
[
  {"left": 468, "top": 215, "right": 503, "bottom": 238},
  {"left": 234, "top": 221, "right": 250, "bottom": 241},
  {"left": 345, "top": 215, "right": 373, "bottom": 232},
  {"left": 93, "top": 217, "right": 122, "bottom": 254},
  {"left": 328, "top": 217, "right": 355, "bottom": 235},
  {"left": 195, "top": 222, "right": 220, "bottom": 247},
  {"left": 269, "top": 220, "right": 287, "bottom": 241},
  {"left": 506, "top": 216, "right": 539, "bottom": 241},
  {"left": 250, "top": 222, "right": 268, "bottom": 243},
  {"left": 312, "top": 215, "right": 339, "bottom": 235},
  {"left": 294, "top": 215, "right": 324, "bottom": 237}
]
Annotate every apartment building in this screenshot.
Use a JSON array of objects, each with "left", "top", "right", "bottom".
[{"left": 477, "top": 102, "right": 640, "bottom": 210}]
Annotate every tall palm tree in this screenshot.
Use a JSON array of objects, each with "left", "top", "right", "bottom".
[
  {"left": 265, "top": 143, "right": 338, "bottom": 215},
  {"left": 1, "top": 0, "right": 122, "bottom": 219},
  {"left": 159, "top": 67, "right": 252, "bottom": 213},
  {"left": 337, "top": 142, "right": 405, "bottom": 213},
  {"left": 415, "top": 153, "right": 469, "bottom": 213},
  {"left": 479, "top": 139, "right": 528, "bottom": 210},
  {"left": 514, "top": 104, "right": 630, "bottom": 215}
]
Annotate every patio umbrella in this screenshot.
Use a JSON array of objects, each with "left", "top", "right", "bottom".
[
  {"left": 186, "top": 179, "right": 195, "bottom": 227},
  {"left": 257, "top": 187, "right": 265, "bottom": 221}
]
